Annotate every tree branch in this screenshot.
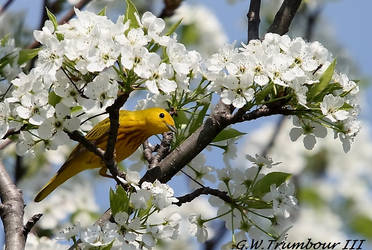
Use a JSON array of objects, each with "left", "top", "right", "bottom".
[
  {"left": 305, "top": 6, "right": 322, "bottom": 41},
  {"left": 64, "top": 130, "right": 105, "bottom": 160},
  {"left": 148, "top": 132, "right": 173, "bottom": 169},
  {"left": 174, "top": 187, "right": 233, "bottom": 206},
  {"left": 0, "top": 161, "right": 25, "bottom": 250},
  {"left": 158, "top": 0, "right": 182, "bottom": 18},
  {"left": 267, "top": 0, "right": 302, "bottom": 35},
  {"left": 0, "top": 139, "right": 12, "bottom": 151},
  {"left": 28, "top": 0, "right": 92, "bottom": 49},
  {"left": 0, "top": 0, "right": 14, "bottom": 16},
  {"left": 23, "top": 213, "right": 42, "bottom": 239},
  {"left": 247, "top": 0, "right": 261, "bottom": 42},
  {"left": 104, "top": 93, "right": 130, "bottom": 179}
]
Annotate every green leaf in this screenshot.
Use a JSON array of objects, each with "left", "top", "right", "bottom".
[
  {"left": 98, "top": 7, "right": 107, "bottom": 16},
  {"left": 340, "top": 102, "right": 353, "bottom": 110},
  {"left": 18, "top": 48, "right": 41, "bottom": 65},
  {"left": 109, "top": 186, "right": 130, "bottom": 215},
  {"left": 181, "top": 24, "right": 200, "bottom": 45},
  {"left": 174, "top": 110, "right": 189, "bottom": 128},
  {"left": 351, "top": 214, "right": 372, "bottom": 239},
  {"left": 255, "top": 83, "right": 273, "bottom": 104},
  {"left": 71, "top": 106, "right": 83, "bottom": 113},
  {"left": 166, "top": 18, "right": 183, "bottom": 36},
  {"left": 252, "top": 172, "right": 291, "bottom": 197},
  {"left": 99, "top": 241, "right": 114, "bottom": 250},
  {"left": 124, "top": 0, "right": 140, "bottom": 29},
  {"left": 212, "top": 128, "right": 246, "bottom": 143},
  {"left": 308, "top": 59, "right": 336, "bottom": 100},
  {"left": 46, "top": 8, "right": 58, "bottom": 31},
  {"left": 298, "top": 188, "right": 325, "bottom": 208},
  {"left": 0, "top": 34, "right": 10, "bottom": 46},
  {"left": 189, "top": 103, "right": 209, "bottom": 134},
  {"left": 48, "top": 91, "right": 62, "bottom": 107},
  {"left": 240, "top": 196, "right": 272, "bottom": 209}
]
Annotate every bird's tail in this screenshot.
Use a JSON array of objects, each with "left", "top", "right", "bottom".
[{"left": 34, "top": 161, "right": 84, "bottom": 202}]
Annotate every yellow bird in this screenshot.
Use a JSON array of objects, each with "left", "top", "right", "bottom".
[{"left": 34, "top": 107, "right": 175, "bottom": 202}]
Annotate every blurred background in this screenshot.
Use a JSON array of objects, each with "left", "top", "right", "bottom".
[{"left": 1, "top": 0, "right": 371, "bottom": 249}]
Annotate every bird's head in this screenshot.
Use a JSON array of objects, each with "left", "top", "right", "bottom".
[{"left": 143, "top": 107, "right": 176, "bottom": 135}]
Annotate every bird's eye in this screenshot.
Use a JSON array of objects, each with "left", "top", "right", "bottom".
[{"left": 159, "top": 113, "right": 165, "bottom": 118}]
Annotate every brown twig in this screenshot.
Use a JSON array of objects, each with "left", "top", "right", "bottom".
[
  {"left": 0, "top": 0, "right": 14, "bottom": 16},
  {"left": 39, "top": 0, "right": 50, "bottom": 31},
  {"left": 0, "top": 161, "right": 25, "bottom": 250},
  {"left": 305, "top": 6, "right": 322, "bottom": 41},
  {"left": 28, "top": 0, "right": 92, "bottom": 49},
  {"left": 0, "top": 139, "right": 12, "bottom": 151},
  {"left": 104, "top": 93, "right": 130, "bottom": 179},
  {"left": 247, "top": 0, "right": 261, "bottom": 42},
  {"left": 148, "top": 132, "right": 173, "bottom": 169},
  {"left": 174, "top": 187, "right": 233, "bottom": 206},
  {"left": 64, "top": 130, "right": 105, "bottom": 160},
  {"left": 261, "top": 116, "right": 286, "bottom": 157},
  {"left": 267, "top": 0, "right": 302, "bottom": 35},
  {"left": 23, "top": 213, "right": 42, "bottom": 239},
  {"left": 158, "top": 0, "right": 182, "bottom": 18},
  {"left": 204, "top": 222, "right": 227, "bottom": 250}
]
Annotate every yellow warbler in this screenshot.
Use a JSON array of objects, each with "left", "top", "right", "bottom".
[{"left": 34, "top": 107, "right": 175, "bottom": 202}]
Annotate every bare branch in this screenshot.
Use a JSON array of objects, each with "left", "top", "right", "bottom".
[
  {"left": 267, "top": 0, "right": 302, "bottom": 35},
  {"left": 247, "top": 0, "right": 261, "bottom": 42},
  {"left": 28, "top": 0, "right": 93, "bottom": 49},
  {"left": 0, "top": 139, "right": 12, "bottom": 151},
  {"left": 0, "top": 0, "right": 14, "bottom": 16},
  {"left": 23, "top": 213, "right": 42, "bottom": 239},
  {"left": 39, "top": 0, "right": 50, "bottom": 31},
  {"left": 174, "top": 187, "right": 233, "bottom": 206},
  {"left": 148, "top": 132, "right": 173, "bottom": 169},
  {"left": 230, "top": 105, "right": 300, "bottom": 124},
  {"left": 204, "top": 222, "right": 227, "bottom": 250},
  {"left": 64, "top": 130, "right": 105, "bottom": 160},
  {"left": 143, "top": 140, "right": 154, "bottom": 163},
  {"left": 261, "top": 116, "right": 286, "bottom": 157},
  {"left": 0, "top": 161, "right": 25, "bottom": 250},
  {"left": 158, "top": 0, "right": 182, "bottom": 18},
  {"left": 305, "top": 7, "right": 322, "bottom": 41},
  {"left": 104, "top": 93, "right": 130, "bottom": 178}
]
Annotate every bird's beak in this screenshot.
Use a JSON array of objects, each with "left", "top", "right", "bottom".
[{"left": 166, "top": 124, "right": 177, "bottom": 133}]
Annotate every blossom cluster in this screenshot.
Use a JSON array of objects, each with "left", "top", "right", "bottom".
[
  {"left": 205, "top": 33, "right": 360, "bottom": 151},
  {"left": 58, "top": 176, "right": 181, "bottom": 249},
  {"left": 2, "top": 9, "right": 201, "bottom": 155},
  {"left": 207, "top": 154, "right": 297, "bottom": 247}
]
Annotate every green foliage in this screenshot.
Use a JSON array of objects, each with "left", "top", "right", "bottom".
[
  {"left": 252, "top": 172, "right": 291, "bottom": 197},
  {"left": 240, "top": 196, "right": 272, "bottom": 209},
  {"left": 180, "top": 24, "right": 200, "bottom": 45},
  {"left": 350, "top": 214, "right": 372, "bottom": 239},
  {"left": 48, "top": 91, "right": 62, "bottom": 107},
  {"left": 308, "top": 59, "right": 336, "bottom": 101},
  {"left": 98, "top": 241, "right": 114, "bottom": 250},
  {"left": 298, "top": 188, "right": 325, "bottom": 208},
  {"left": 212, "top": 128, "right": 246, "bottom": 143},
  {"left": 189, "top": 103, "right": 209, "bottom": 134},
  {"left": 46, "top": 8, "right": 58, "bottom": 31},
  {"left": 124, "top": 0, "right": 140, "bottom": 29},
  {"left": 18, "top": 48, "right": 41, "bottom": 65},
  {"left": 98, "top": 7, "right": 107, "bottom": 16},
  {"left": 166, "top": 18, "right": 183, "bottom": 36},
  {"left": 109, "top": 186, "right": 130, "bottom": 215}
]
